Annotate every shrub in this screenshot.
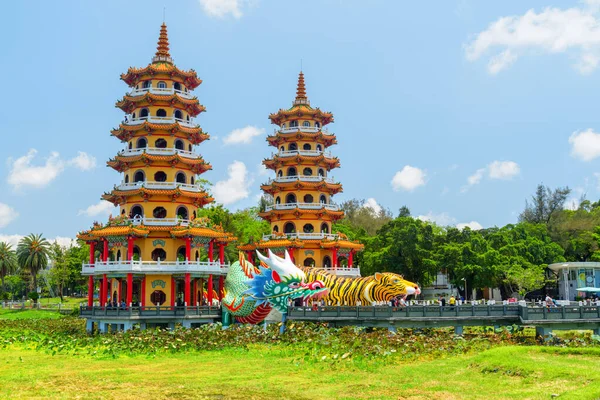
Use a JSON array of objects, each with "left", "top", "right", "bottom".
[{"left": 28, "top": 291, "right": 39, "bottom": 302}]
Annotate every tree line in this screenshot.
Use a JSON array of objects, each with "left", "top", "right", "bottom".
[{"left": 1, "top": 183, "right": 595, "bottom": 302}]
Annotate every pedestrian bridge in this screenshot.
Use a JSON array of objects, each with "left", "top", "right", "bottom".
[{"left": 286, "top": 304, "right": 600, "bottom": 337}]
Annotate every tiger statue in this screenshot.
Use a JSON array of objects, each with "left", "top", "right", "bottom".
[{"left": 300, "top": 267, "right": 421, "bottom": 306}]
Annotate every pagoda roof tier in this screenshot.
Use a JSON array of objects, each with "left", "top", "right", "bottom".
[
  {"left": 269, "top": 104, "right": 334, "bottom": 126},
  {"left": 102, "top": 186, "right": 213, "bottom": 208},
  {"left": 121, "top": 65, "right": 202, "bottom": 90},
  {"left": 77, "top": 224, "right": 150, "bottom": 241},
  {"left": 263, "top": 153, "right": 340, "bottom": 170},
  {"left": 258, "top": 206, "right": 344, "bottom": 221},
  {"left": 107, "top": 153, "right": 211, "bottom": 174},
  {"left": 116, "top": 92, "right": 205, "bottom": 117},
  {"left": 260, "top": 178, "right": 343, "bottom": 195},
  {"left": 237, "top": 234, "right": 363, "bottom": 252},
  {"left": 269, "top": 72, "right": 334, "bottom": 126},
  {"left": 111, "top": 121, "right": 209, "bottom": 145},
  {"left": 121, "top": 24, "right": 201, "bottom": 89},
  {"left": 266, "top": 130, "right": 337, "bottom": 148}
]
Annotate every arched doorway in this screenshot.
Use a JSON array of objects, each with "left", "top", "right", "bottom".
[
  {"left": 284, "top": 222, "right": 295, "bottom": 234},
  {"left": 151, "top": 248, "right": 166, "bottom": 261},
  {"left": 323, "top": 256, "right": 332, "bottom": 268},
  {"left": 303, "top": 258, "right": 315, "bottom": 267}
]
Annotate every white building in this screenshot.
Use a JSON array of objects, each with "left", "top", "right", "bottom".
[{"left": 548, "top": 262, "right": 600, "bottom": 301}]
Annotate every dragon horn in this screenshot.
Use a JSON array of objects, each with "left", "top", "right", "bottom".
[
  {"left": 284, "top": 249, "right": 293, "bottom": 264},
  {"left": 256, "top": 249, "right": 269, "bottom": 265},
  {"left": 268, "top": 249, "right": 285, "bottom": 264}
]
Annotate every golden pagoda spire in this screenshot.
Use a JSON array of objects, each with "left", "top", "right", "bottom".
[
  {"left": 293, "top": 71, "right": 310, "bottom": 106},
  {"left": 153, "top": 23, "right": 173, "bottom": 64}
]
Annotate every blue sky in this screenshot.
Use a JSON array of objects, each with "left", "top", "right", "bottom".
[{"left": 2, "top": 0, "right": 600, "bottom": 245}]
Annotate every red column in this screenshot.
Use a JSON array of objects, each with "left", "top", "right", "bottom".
[
  {"left": 184, "top": 273, "right": 191, "bottom": 305},
  {"left": 348, "top": 250, "right": 354, "bottom": 268},
  {"left": 101, "top": 274, "right": 108, "bottom": 307},
  {"left": 127, "top": 237, "right": 134, "bottom": 261},
  {"left": 246, "top": 251, "right": 253, "bottom": 264},
  {"left": 207, "top": 275, "right": 213, "bottom": 305},
  {"left": 117, "top": 279, "right": 121, "bottom": 303},
  {"left": 219, "top": 243, "right": 225, "bottom": 264},
  {"left": 193, "top": 279, "right": 198, "bottom": 305},
  {"left": 87, "top": 276, "right": 94, "bottom": 306},
  {"left": 102, "top": 239, "right": 108, "bottom": 262},
  {"left": 141, "top": 277, "right": 146, "bottom": 307},
  {"left": 219, "top": 275, "right": 224, "bottom": 300},
  {"left": 199, "top": 278, "right": 204, "bottom": 305},
  {"left": 208, "top": 240, "right": 214, "bottom": 262},
  {"left": 127, "top": 273, "right": 133, "bottom": 306},
  {"left": 89, "top": 241, "right": 95, "bottom": 265},
  {"left": 185, "top": 237, "right": 191, "bottom": 261},
  {"left": 288, "top": 248, "right": 295, "bottom": 264},
  {"left": 170, "top": 277, "right": 176, "bottom": 307},
  {"left": 333, "top": 248, "right": 338, "bottom": 269}
]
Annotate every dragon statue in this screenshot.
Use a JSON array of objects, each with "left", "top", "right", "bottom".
[
  {"left": 300, "top": 267, "right": 421, "bottom": 306},
  {"left": 222, "top": 250, "right": 329, "bottom": 330}
]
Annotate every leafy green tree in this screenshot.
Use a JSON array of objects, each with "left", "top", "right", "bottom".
[
  {"left": 519, "top": 183, "right": 571, "bottom": 224},
  {"left": 49, "top": 243, "right": 70, "bottom": 301},
  {"left": 16, "top": 234, "right": 50, "bottom": 297},
  {"left": 336, "top": 198, "right": 393, "bottom": 236},
  {"left": 362, "top": 217, "right": 438, "bottom": 286},
  {"left": 0, "top": 242, "right": 18, "bottom": 293}
]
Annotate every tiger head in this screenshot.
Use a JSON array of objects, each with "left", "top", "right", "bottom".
[{"left": 372, "top": 272, "right": 421, "bottom": 299}]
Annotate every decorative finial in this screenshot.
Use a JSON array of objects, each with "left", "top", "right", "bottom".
[
  {"left": 294, "top": 71, "right": 309, "bottom": 106},
  {"left": 152, "top": 23, "right": 173, "bottom": 64}
]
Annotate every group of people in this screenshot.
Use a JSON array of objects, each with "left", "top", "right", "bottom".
[
  {"left": 107, "top": 298, "right": 128, "bottom": 310},
  {"left": 438, "top": 294, "right": 462, "bottom": 307},
  {"left": 390, "top": 296, "right": 408, "bottom": 307}
]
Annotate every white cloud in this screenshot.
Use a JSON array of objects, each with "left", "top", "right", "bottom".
[
  {"left": 7, "top": 149, "right": 96, "bottom": 190},
  {"left": 0, "top": 203, "right": 18, "bottom": 228},
  {"left": 487, "top": 49, "right": 517, "bottom": 75},
  {"left": 257, "top": 163, "right": 270, "bottom": 176},
  {"left": 69, "top": 152, "right": 97, "bottom": 171},
  {"left": 199, "top": 0, "right": 245, "bottom": 19},
  {"left": 0, "top": 234, "right": 75, "bottom": 248},
  {"left": 467, "top": 168, "right": 486, "bottom": 186},
  {"left": 465, "top": 2, "right": 600, "bottom": 74},
  {"left": 463, "top": 160, "right": 520, "bottom": 191},
  {"left": 456, "top": 221, "right": 484, "bottom": 230},
  {"left": 417, "top": 212, "right": 456, "bottom": 226},
  {"left": 362, "top": 198, "right": 382, "bottom": 214},
  {"left": 565, "top": 197, "right": 580, "bottom": 211},
  {"left": 212, "top": 161, "right": 252, "bottom": 205},
  {"left": 569, "top": 129, "right": 600, "bottom": 161},
  {"left": 488, "top": 161, "right": 520, "bottom": 180},
  {"left": 77, "top": 201, "right": 118, "bottom": 217},
  {"left": 7, "top": 149, "right": 65, "bottom": 190},
  {"left": 391, "top": 165, "right": 426, "bottom": 192},
  {"left": 223, "top": 125, "right": 265, "bottom": 145}
]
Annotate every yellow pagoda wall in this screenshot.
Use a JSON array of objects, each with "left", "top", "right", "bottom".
[{"left": 144, "top": 274, "right": 173, "bottom": 306}]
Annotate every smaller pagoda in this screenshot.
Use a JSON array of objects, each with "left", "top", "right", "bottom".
[{"left": 239, "top": 72, "right": 363, "bottom": 275}]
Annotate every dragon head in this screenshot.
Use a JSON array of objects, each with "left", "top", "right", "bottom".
[
  {"left": 244, "top": 250, "right": 329, "bottom": 313},
  {"left": 372, "top": 272, "right": 421, "bottom": 299}
]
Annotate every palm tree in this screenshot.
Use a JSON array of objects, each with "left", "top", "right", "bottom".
[
  {"left": 0, "top": 242, "right": 18, "bottom": 292},
  {"left": 17, "top": 234, "right": 50, "bottom": 296}
]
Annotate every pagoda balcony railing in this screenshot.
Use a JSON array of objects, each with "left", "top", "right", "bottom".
[
  {"left": 118, "top": 147, "right": 200, "bottom": 159},
  {"left": 262, "top": 233, "right": 339, "bottom": 241},
  {"left": 128, "top": 87, "right": 196, "bottom": 99},
  {"left": 129, "top": 217, "right": 190, "bottom": 227},
  {"left": 117, "top": 181, "right": 205, "bottom": 192},
  {"left": 268, "top": 175, "right": 335, "bottom": 184},
  {"left": 265, "top": 203, "right": 340, "bottom": 212},
  {"left": 81, "top": 260, "right": 229, "bottom": 275},
  {"left": 123, "top": 115, "right": 198, "bottom": 129},
  {"left": 273, "top": 150, "right": 333, "bottom": 158},
  {"left": 278, "top": 126, "right": 330, "bottom": 134}
]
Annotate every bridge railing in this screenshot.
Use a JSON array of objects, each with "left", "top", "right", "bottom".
[
  {"left": 287, "top": 304, "right": 600, "bottom": 321},
  {"left": 80, "top": 305, "right": 221, "bottom": 318}
]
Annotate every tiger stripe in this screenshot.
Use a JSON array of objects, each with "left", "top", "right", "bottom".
[{"left": 299, "top": 267, "right": 419, "bottom": 306}]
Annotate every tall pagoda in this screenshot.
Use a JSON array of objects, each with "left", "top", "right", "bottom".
[
  {"left": 78, "top": 24, "right": 235, "bottom": 324},
  {"left": 240, "top": 73, "right": 363, "bottom": 275}
]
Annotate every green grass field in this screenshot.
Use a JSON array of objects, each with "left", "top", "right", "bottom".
[
  {"left": 0, "top": 345, "right": 598, "bottom": 399},
  {"left": 0, "top": 308, "right": 64, "bottom": 320}
]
